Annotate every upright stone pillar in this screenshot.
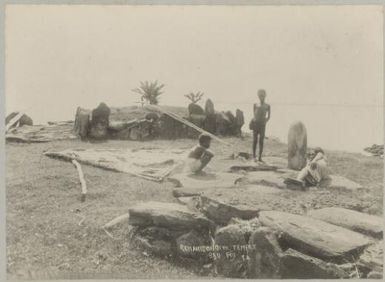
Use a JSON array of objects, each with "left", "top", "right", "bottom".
[{"left": 288, "top": 121, "right": 307, "bottom": 170}]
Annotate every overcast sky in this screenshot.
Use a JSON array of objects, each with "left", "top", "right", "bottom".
[{"left": 5, "top": 5, "right": 383, "bottom": 151}]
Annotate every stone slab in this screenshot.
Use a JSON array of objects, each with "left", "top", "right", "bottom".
[
  {"left": 259, "top": 210, "right": 372, "bottom": 261},
  {"left": 308, "top": 207, "right": 383, "bottom": 238}
]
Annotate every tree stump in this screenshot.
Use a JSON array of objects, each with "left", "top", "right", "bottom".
[{"left": 288, "top": 121, "right": 307, "bottom": 170}]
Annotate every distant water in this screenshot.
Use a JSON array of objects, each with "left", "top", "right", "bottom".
[{"left": 217, "top": 103, "right": 383, "bottom": 153}]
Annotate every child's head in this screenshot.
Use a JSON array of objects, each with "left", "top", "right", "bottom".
[{"left": 198, "top": 133, "right": 212, "bottom": 148}]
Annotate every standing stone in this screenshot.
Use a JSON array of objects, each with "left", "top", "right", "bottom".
[
  {"left": 288, "top": 121, "right": 307, "bottom": 170},
  {"left": 89, "top": 102, "right": 110, "bottom": 140},
  {"left": 248, "top": 227, "right": 283, "bottom": 278},
  {"left": 204, "top": 99, "right": 217, "bottom": 134},
  {"left": 235, "top": 109, "right": 244, "bottom": 137},
  {"left": 74, "top": 107, "right": 90, "bottom": 140}
]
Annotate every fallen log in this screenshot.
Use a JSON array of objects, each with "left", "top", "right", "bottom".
[{"left": 72, "top": 160, "right": 87, "bottom": 202}]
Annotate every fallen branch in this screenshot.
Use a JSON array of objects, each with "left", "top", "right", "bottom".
[
  {"left": 71, "top": 159, "right": 87, "bottom": 202},
  {"left": 103, "top": 213, "right": 130, "bottom": 229}
]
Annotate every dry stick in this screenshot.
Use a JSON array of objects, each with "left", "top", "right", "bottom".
[
  {"left": 145, "top": 104, "right": 232, "bottom": 147},
  {"left": 71, "top": 160, "right": 87, "bottom": 202},
  {"left": 103, "top": 213, "right": 130, "bottom": 229}
]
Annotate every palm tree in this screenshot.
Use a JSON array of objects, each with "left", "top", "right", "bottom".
[
  {"left": 185, "top": 91, "right": 204, "bottom": 104},
  {"left": 132, "top": 81, "right": 165, "bottom": 105}
]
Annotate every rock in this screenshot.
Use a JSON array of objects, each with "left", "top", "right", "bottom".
[
  {"left": 89, "top": 102, "right": 111, "bottom": 140},
  {"left": 248, "top": 227, "right": 283, "bottom": 278},
  {"left": 259, "top": 211, "right": 372, "bottom": 262},
  {"left": 235, "top": 109, "right": 244, "bottom": 137},
  {"left": 204, "top": 99, "right": 215, "bottom": 115},
  {"left": 172, "top": 189, "right": 202, "bottom": 198},
  {"left": 358, "top": 241, "right": 383, "bottom": 273},
  {"left": 288, "top": 121, "right": 307, "bottom": 170},
  {"left": 188, "top": 103, "right": 205, "bottom": 116},
  {"left": 198, "top": 195, "right": 259, "bottom": 225},
  {"left": 133, "top": 226, "right": 177, "bottom": 257},
  {"left": 168, "top": 172, "right": 243, "bottom": 189},
  {"left": 367, "top": 271, "right": 383, "bottom": 279},
  {"left": 176, "top": 230, "right": 212, "bottom": 260},
  {"left": 243, "top": 171, "right": 288, "bottom": 189},
  {"left": 262, "top": 157, "right": 288, "bottom": 169},
  {"left": 73, "top": 107, "right": 90, "bottom": 140},
  {"left": 216, "top": 112, "right": 232, "bottom": 136},
  {"left": 128, "top": 201, "right": 213, "bottom": 232},
  {"left": 308, "top": 207, "right": 383, "bottom": 238},
  {"left": 176, "top": 196, "right": 200, "bottom": 212},
  {"left": 319, "top": 175, "right": 365, "bottom": 192},
  {"left": 280, "top": 248, "right": 350, "bottom": 279},
  {"left": 6, "top": 112, "right": 33, "bottom": 127},
  {"left": 229, "top": 160, "right": 278, "bottom": 172},
  {"left": 214, "top": 225, "right": 248, "bottom": 278},
  {"left": 204, "top": 114, "right": 217, "bottom": 134}
]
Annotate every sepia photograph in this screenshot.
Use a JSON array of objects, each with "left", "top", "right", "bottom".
[{"left": 3, "top": 2, "right": 384, "bottom": 280}]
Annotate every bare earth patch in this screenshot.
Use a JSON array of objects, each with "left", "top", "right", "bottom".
[{"left": 6, "top": 136, "right": 383, "bottom": 279}]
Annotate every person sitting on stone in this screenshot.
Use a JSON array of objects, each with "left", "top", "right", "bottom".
[
  {"left": 186, "top": 133, "right": 215, "bottom": 175},
  {"left": 296, "top": 147, "right": 330, "bottom": 187}
]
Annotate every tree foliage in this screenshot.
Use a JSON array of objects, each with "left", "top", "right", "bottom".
[
  {"left": 184, "top": 91, "right": 204, "bottom": 104},
  {"left": 132, "top": 81, "right": 165, "bottom": 105}
]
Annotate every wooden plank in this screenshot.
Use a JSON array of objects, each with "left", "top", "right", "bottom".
[
  {"left": 259, "top": 211, "right": 372, "bottom": 261},
  {"left": 308, "top": 207, "right": 383, "bottom": 238}
]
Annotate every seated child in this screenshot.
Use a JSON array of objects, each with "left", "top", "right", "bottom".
[
  {"left": 296, "top": 147, "right": 329, "bottom": 186},
  {"left": 186, "top": 134, "right": 215, "bottom": 174}
]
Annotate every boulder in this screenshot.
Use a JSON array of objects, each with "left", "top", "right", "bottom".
[
  {"left": 259, "top": 211, "right": 372, "bottom": 262},
  {"left": 280, "top": 248, "right": 350, "bottom": 279},
  {"left": 176, "top": 230, "right": 212, "bottom": 260},
  {"left": 248, "top": 227, "right": 283, "bottom": 278},
  {"left": 176, "top": 196, "right": 200, "bottom": 212},
  {"left": 288, "top": 122, "right": 307, "bottom": 170},
  {"left": 214, "top": 224, "right": 248, "bottom": 278},
  {"left": 73, "top": 107, "right": 90, "bottom": 140},
  {"left": 198, "top": 195, "right": 259, "bottom": 225},
  {"left": 204, "top": 114, "right": 217, "bottom": 134},
  {"left": 308, "top": 207, "right": 383, "bottom": 238},
  {"left": 319, "top": 175, "right": 365, "bottom": 192},
  {"left": 89, "top": 102, "right": 111, "bottom": 140},
  {"left": 188, "top": 103, "right": 205, "bottom": 116},
  {"left": 128, "top": 201, "right": 213, "bottom": 232},
  {"left": 6, "top": 112, "right": 33, "bottom": 128},
  {"left": 358, "top": 241, "right": 383, "bottom": 273},
  {"left": 133, "top": 226, "right": 176, "bottom": 257},
  {"left": 168, "top": 172, "right": 243, "bottom": 189}
]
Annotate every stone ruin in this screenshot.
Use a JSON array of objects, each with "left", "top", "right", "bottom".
[
  {"left": 187, "top": 99, "right": 244, "bottom": 138},
  {"left": 74, "top": 101, "right": 245, "bottom": 141},
  {"left": 127, "top": 196, "right": 382, "bottom": 279}
]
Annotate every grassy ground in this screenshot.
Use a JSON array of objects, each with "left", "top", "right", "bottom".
[{"left": 6, "top": 136, "right": 383, "bottom": 280}]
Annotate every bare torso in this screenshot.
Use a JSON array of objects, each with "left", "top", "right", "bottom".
[{"left": 253, "top": 103, "right": 270, "bottom": 124}]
